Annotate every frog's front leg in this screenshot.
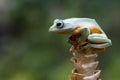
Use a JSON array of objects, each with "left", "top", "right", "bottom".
[
  {"left": 87, "top": 34, "right": 112, "bottom": 48},
  {"left": 77, "top": 27, "right": 90, "bottom": 43},
  {"left": 68, "top": 27, "right": 90, "bottom": 45}
]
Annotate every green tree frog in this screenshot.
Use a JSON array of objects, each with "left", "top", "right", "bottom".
[{"left": 49, "top": 18, "right": 112, "bottom": 49}]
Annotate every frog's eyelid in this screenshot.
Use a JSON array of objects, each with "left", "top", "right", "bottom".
[
  {"left": 54, "top": 19, "right": 63, "bottom": 23},
  {"left": 54, "top": 19, "right": 58, "bottom": 23}
]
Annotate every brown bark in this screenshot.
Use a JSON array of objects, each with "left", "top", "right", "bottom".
[{"left": 69, "top": 35, "right": 104, "bottom": 80}]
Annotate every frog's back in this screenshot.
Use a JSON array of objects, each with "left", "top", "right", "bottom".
[{"left": 63, "top": 18, "right": 104, "bottom": 33}]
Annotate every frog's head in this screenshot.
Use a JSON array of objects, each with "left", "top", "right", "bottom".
[{"left": 49, "top": 19, "right": 75, "bottom": 34}]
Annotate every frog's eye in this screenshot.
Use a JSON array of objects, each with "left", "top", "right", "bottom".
[{"left": 56, "top": 20, "right": 64, "bottom": 29}]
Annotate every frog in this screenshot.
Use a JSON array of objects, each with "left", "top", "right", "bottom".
[{"left": 49, "top": 18, "right": 112, "bottom": 49}]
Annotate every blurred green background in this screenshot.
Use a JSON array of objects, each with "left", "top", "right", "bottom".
[{"left": 0, "top": 0, "right": 119, "bottom": 80}]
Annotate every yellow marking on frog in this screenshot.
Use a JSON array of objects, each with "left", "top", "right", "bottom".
[{"left": 90, "top": 27, "right": 102, "bottom": 34}]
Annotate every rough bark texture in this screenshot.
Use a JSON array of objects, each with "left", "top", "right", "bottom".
[{"left": 69, "top": 35, "right": 104, "bottom": 80}]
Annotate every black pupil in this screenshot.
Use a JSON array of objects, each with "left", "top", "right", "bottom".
[{"left": 56, "top": 22, "right": 62, "bottom": 26}]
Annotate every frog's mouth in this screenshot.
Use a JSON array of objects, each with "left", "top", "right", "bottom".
[{"left": 49, "top": 27, "right": 74, "bottom": 34}]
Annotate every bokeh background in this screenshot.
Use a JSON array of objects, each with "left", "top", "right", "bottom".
[{"left": 0, "top": 0, "right": 119, "bottom": 80}]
